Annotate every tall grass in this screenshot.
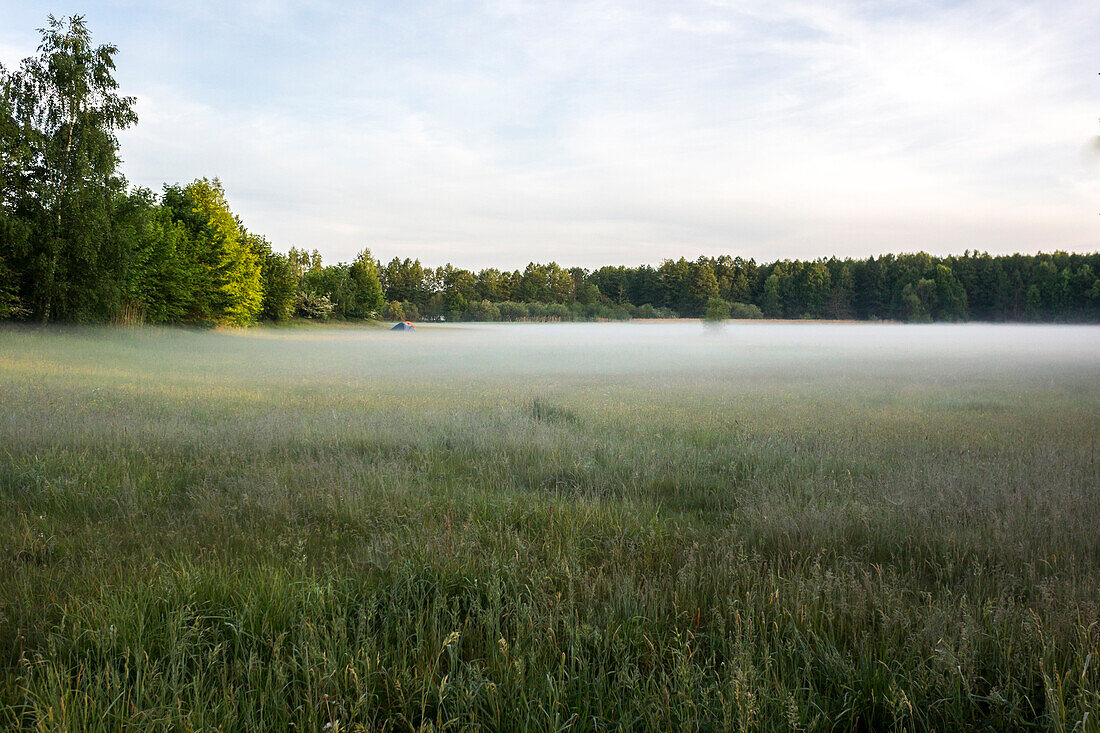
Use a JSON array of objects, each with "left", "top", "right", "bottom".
[{"left": 1, "top": 323, "right": 1098, "bottom": 730}]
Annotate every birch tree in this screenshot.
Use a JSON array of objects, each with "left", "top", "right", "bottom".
[{"left": 0, "top": 15, "right": 137, "bottom": 321}]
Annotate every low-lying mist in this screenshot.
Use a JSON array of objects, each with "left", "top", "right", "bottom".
[
  {"left": 2, "top": 321, "right": 1099, "bottom": 729},
  {"left": 3, "top": 322, "right": 1097, "bottom": 389}
]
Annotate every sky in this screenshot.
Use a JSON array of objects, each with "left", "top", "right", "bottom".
[{"left": 1, "top": 0, "right": 1097, "bottom": 269}]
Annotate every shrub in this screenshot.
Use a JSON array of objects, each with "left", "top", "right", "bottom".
[
  {"left": 296, "top": 292, "right": 335, "bottom": 320},
  {"left": 729, "top": 302, "right": 764, "bottom": 319},
  {"left": 588, "top": 303, "right": 612, "bottom": 320},
  {"left": 609, "top": 305, "right": 632, "bottom": 320},
  {"left": 381, "top": 301, "right": 405, "bottom": 321},
  {"left": 544, "top": 303, "right": 570, "bottom": 321},
  {"left": 703, "top": 297, "right": 730, "bottom": 322},
  {"left": 464, "top": 300, "right": 501, "bottom": 321},
  {"left": 497, "top": 301, "right": 529, "bottom": 321}
]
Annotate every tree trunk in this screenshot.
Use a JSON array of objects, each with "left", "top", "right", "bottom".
[{"left": 43, "top": 104, "right": 78, "bottom": 323}]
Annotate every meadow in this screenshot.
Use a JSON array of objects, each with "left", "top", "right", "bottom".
[{"left": 1, "top": 322, "right": 1098, "bottom": 731}]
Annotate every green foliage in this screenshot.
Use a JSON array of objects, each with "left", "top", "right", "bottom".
[
  {"left": 257, "top": 246, "right": 296, "bottom": 322},
  {"left": 497, "top": 301, "right": 529, "bottom": 321},
  {"left": 123, "top": 201, "right": 192, "bottom": 324},
  {"left": 0, "top": 15, "right": 137, "bottom": 322},
  {"left": 897, "top": 263, "right": 969, "bottom": 322},
  {"left": 703, "top": 296, "right": 730, "bottom": 322},
  {"left": 381, "top": 300, "right": 402, "bottom": 321},
  {"left": 574, "top": 280, "right": 601, "bottom": 305},
  {"left": 762, "top": 273, "right": 782, "bottom": 317},
  {"left": 346, "top": 250, "right": 384, "bottom": 318},
  {"left": 801, "top": 261, "right": 831, "bottom": 317},
  {"left": 183, "top": 179, "right": 263, "bottom": 326},
  {"left": 0, "top": 215, "right": 30, "bottom": 319},
  {"left": 515, "top": 262, "right": 574, "bottom": 304},
  {"left": 655, "top": 257, "right": 719, "bottom": 315},
  {"left": 464, "top": 299, "right": 501, "bottom": 321},
  {"left": 0, "top": 16, "right": 301, "bottom": 329},
  {"left": 900, "top": 281, "right": 931, "bottom": 322},
  {"left": 729, "top": 301, "right": 763, "bottom": 319},
  {"left": 382, "top": 257, "right": 430, "bottom": 306},
  {"left": 295, "top": 291, "right": 334, "bottom": 320},
  {"left": 295, "top": 248, "right": 385, "bottom": 321}
]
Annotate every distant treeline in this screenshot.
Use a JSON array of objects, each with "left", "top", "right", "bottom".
[
  {"left": 2, "top": 16, "right": 1098, "bottom": 326},
  {"left": 371, "top": 250, "right": 1100, "bottom": 323}
]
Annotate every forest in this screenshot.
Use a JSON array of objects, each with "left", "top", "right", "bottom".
[{"left": 2, "top": 16, "right": 1098, "bottom": 327}]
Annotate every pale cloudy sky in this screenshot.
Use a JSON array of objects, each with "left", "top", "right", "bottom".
[{"left": 1, "top": 0, "right": 1097, "bottom": 269}]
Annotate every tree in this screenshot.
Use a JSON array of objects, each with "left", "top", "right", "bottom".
[
  {"left": 762, "top": 273, "right": 782, "bottom": 318},
  {"left": 801, "top": 261, "right": 831, "bottom": 318},
  {"left": 287, "top": 247, "right": 314, "bottom": 280},
  {"left": 475, "top": 268, "right": 508, "bottom": 301},
  {"left": 515, "top": 262, "right": 573, "bottom": 304},
  {"left": 0, "top": 69, "right": 33, "bottom": 319},
  {"left": 715, "top": 256, "right": 756, "bottom": 304},
  {"left": 346, "top": 249, "right": 384, "bottom": 318},
  {"left": 570, "top": 267, "right": 601, "bottom": 306},
  {"left": 590, "top": 266, "right": 630, "bottom": 303},
  {"left": 163, "top": 179, "right": 263, "bottom": 326},
  {"left": 123, "top": 198, "right": 191, "bottom": 323},
  {"left": 900, "top": 280, "right": 934, "bottom": 322},
  {"left": 0, "top": 227, "right": 26, "bottom": 319},
  {"left": 853, "top": 257, "right": 886, "bottom": 319},
  {"left": 703, "top": 296, "right": 730, "bottom": 323},
  {"left": 930, "top": 264, "right": 968, "bottom": 321},
  {"left": 656, "top": 258, "right": 686, "bottom": 312},
  {"left": 297, "top": 291, "right": 334, "bottom": 320},
  {"left": 382, "top": 300, "right": 405, "bottom": 321},
  {"left": 383, "top": 258, "right": 430, "bottom": 305},
  {"left": 1025, "top": 284, "right": 1042, "bottom": 321},
  {"left": 1, "top": 16, "right": 138, "bottom": 321},
  {"left": 1067, "top": 264, "right": 1099, "bottom": 320},
  {"left": 441, "top": 264, "right": 476, "bottom": 313},
  {"left": 629, "top": 265, "right": 659, "bottom": 307},
  {"left": 688, "top": 262, "right": 721, "bottom": 316},
  {"left": 255, "top": 240, "right": 296, "bottom": 322},
  {"left": 824, "top": 262, "right": 854, "bottom": 319}
]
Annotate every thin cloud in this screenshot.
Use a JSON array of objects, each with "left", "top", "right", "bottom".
[{"left": 1, "top": 0, "right": 1096, "bottom": 268}]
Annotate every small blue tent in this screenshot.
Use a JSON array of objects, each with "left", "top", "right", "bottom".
[{"left": 391, "top": 321, "right": 415, "bottom": 331}]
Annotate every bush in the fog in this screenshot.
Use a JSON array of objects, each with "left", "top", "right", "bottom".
[
  {"left": 497, "top": 301, "right": 529, "bottom": 321},
  {"left": 464, "top": 300, "right": 501, "bottom": 321},
  {"left": 704, "top": 297, "right": 731, "bottom": 322},
  {"left": 730, "top": 302, "right": 764, "bottom": 319}
]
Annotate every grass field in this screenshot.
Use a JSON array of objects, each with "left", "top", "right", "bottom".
[{"left": 1, "top": 322, "right": 1098, "bottom": 731}]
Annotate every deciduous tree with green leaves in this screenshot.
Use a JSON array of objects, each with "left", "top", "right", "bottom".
[
  {"left": 0, "top": 15, "right": 138, "bottom": 322},
  {"left": 703, "top": 296, "right": 730, "bottom": 322},
  {"left": 347, "top": 249, "right": 384, "bottom": 318},
  {"left": 162, "top": 178, "right": 263, "bottom": 326}
]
